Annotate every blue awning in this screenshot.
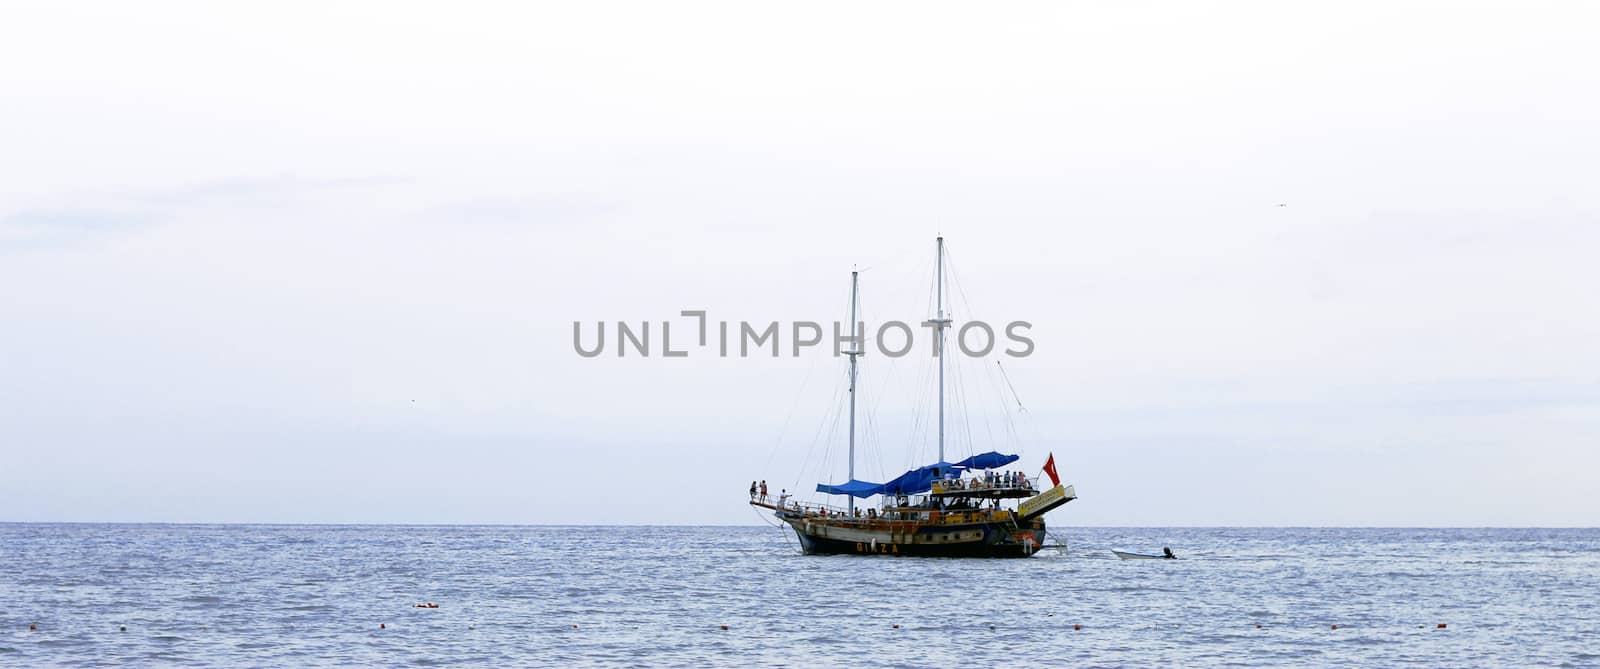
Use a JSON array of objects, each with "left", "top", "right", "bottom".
[
  {"left": 879, "top": 462, "right": 956, "bottom": 495},
  {"left": 818, "top": 460, "right": 983, "bottom": 497},
  {"left": 814, "top": 479, "right": 885, "bottom": 498},
  {"left": 953, "top": 451, "right": 1020, "bottom": 470}
]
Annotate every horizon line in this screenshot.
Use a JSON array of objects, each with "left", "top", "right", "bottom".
[{"left": 2, "top": 521, "right": 1596, "bottom": 530}]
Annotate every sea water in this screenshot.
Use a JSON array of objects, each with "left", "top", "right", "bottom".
[{"left": 2, "top": 524, "right": 1596, "bottom": 667}]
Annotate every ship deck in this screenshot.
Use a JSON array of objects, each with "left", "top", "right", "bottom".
[{"left": 749, "top": 498, "right": 1024, "bottom": 530}]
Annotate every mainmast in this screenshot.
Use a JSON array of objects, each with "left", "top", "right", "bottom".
[
  {"left": 926, "top": 236, "right": 952, "bottom": 463},
  {"left": 846, "top": 269, "right": 861, "bottom": 514}
]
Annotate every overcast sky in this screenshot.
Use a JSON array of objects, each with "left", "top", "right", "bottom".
[{"left": 3, "top": 1, "right": 1597, "bottom": 526}]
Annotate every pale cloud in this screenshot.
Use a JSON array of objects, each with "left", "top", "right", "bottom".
[{"left": 0, "top": 174, "right": 407, "bottom": 249}]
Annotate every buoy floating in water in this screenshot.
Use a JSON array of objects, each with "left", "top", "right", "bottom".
[
  {"left": 29, "top": 624, "right": 37, "bottom": 631},
  {"left": 719, "top": 625, "right": 729, "bottom": 631},
  {"left": 1331, "top": 624, "right": 1339, "bottom": 630},
  {"left": 120, "top": 626, "right": 126, "bottom": 632},
  {"left": 892, "top": 624, "right": 900, "bottom": 629},
  {"left": 1437, "top": 623, "right": 1447, "bottom": 629},
  {"left": 1073, "top": 624, "right": 1081, "bottom": 631},
  {"left": 379, "top": 623, "right": 386, "bottom": 629}
]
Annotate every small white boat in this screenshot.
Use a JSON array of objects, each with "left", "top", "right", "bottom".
[{"left": 1112, "top": 548, "right": 1176, "bottom": 560}]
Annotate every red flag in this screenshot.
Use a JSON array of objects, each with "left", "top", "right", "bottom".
[{"left": 1043, "top": 452, "right": 1060, "bottom": 487}]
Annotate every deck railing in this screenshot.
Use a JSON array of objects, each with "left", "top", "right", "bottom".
[
  {"left": 930, "top": 477, "right": 1035, "bottom": 495},
  {"left": 755, "top": 496, "right": 1018, "bottom": 526}
]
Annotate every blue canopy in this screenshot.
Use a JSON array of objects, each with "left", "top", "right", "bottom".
[
  {"left": 814, "top": 479, "right": 884, "bottom": 498},
  {"left": 954, "top": 451, "right": 1020, "bottom": 470},
  {"left": 817, "top": 456, "right": 1016, "bottom": 497},
  {"left": 879, "top": 462, "right": 957, "bottom": 496}
]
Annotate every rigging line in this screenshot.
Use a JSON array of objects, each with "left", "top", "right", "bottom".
[
  {"left": 988, "top": 355, "right": 1026, "bottom": 450},
  {"left": 800, "top": 273, "right": 858, "bottom": 494},
  {"left": 863, "top": 242, "right": 939, "bottom": 472},
  {"left": 865, "top": 369, "right": 891, "bottom": 483},
  {"left": 953, "top": 360, "right": 966, "bottom": 454},
  {"left": 968, "top": 353, "right": 994, "bottom": 456},
  {"left": 974, "top": 352, "right": 1003, "bottom": 446},
  {"left": 893, "top": 348, "right": 932, "bottom": 461},
  {"left": 872, "top": 418, "right": 889, "bottom": 483},
  {"left": 980, "top": 353, "right": 1016, "bottom": 451},
  {"left": 909, "top": 349, "right": 935, "bottom": 469},
  {"left": 906, "top": 364, "right": 927, "bottom": 470},
  {"left": 819, "top": 367, "right": 847, "bottom": 479},
  {"left": 858, "top": 366, "right": 881, "bottom": 482},
  {"left": 751, "top": 506, "right": 801, "bottom": 554},
  {"left": 941, "top": 248, "right": 984, "bottom": 459},
  {"left": 892, "top": 320, "right": 931, "bottom": 465},
  {"left": 793, "top": 365, "right": 847, "bottom": 492},
  {"left": 860, "top": 300, "right": 895, "bottom": 484},
  {"left": 874, "top": 242, "right": 922, "bottom": 285},
  {"left": 761, "top": 331, "right": 828, "bottom": 475},
  {"left": 952, "top": 338, "right": 988, "bottom": 457},
  {"left": 853, "top": 289, "right": 886, "bottom": 484},
  {"left": 945, "top": 248, "right": 1020, "bottom": 454},
  {"left": 750, "top": 503, "right": 783, "bottom": 528},
  {"left": 954, "top": 347, "right": 979, "bottom": 459},
  {"left": 944, "top": 341, "right": 963, "bottom": 457},
  {"left": 857, "top": 252, "right": 921, "bottom": 407},
  {"left": 997, "top": 364, "right": 1019, "bottom": 450},
  {"left": 855, "top": 363, "right": 890, "bottom": 484},
  {"left": 990, "top": 360, "right": 1022, "bottom": 451},
  {"left": 857, "top": 276, "right": 892, "bottom": 485},
  {"left": 996, "top": 361, "right": 1028, "bottom": 414},
  {"left": 858, "top": 245, "right": 927, "bottom": 332}
]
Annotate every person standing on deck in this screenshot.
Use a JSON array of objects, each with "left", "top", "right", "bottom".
[
  {"left": 749, "top": 481, "right": 757, "bottom": 499},
  {"left": 759, "top": 480, "right": 768, "bottom": 502}
]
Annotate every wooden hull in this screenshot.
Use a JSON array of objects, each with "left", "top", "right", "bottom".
[{"left": 783, "top": 515, "right": 1047, "bottom": 559}]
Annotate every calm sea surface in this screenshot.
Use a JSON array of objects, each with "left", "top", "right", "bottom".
[{"left": 2, "top": 524, "right": 1597, "bottom": 667}]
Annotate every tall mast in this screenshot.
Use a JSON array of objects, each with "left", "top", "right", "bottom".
[
  {"left": 930, "top": 236, "right": 951, "bottom": 463},
  {"left": 936, "top": 237, "right": 945, "bottom": 462},
  {"left": 846, "top": 270, "right": 861, "bottom": 514}
]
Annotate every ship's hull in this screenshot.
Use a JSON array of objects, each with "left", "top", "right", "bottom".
[{"left": 784, "top": 517, "right": 1046, "bottom": 559}]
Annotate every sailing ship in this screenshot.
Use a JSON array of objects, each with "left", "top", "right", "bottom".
[{"left": 750, "top": 236, "right": 1076, "bottom": 558}]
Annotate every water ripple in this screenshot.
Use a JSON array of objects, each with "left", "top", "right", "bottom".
[{"left": 2, "top": 524, "right": 1597, "bottom": 666}]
